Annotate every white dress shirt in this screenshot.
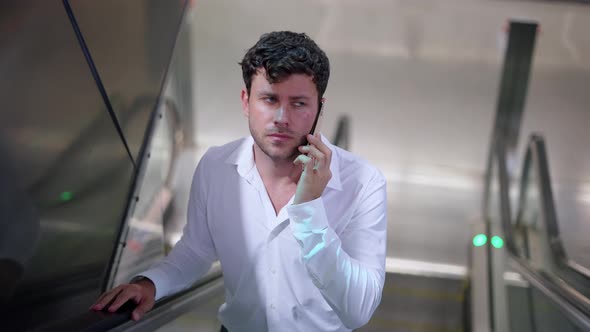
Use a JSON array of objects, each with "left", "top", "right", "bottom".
[{"left": 139, "top": 135, "right": 387, "bottom": 332}]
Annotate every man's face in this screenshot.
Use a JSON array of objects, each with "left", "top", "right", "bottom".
[{"left": 241, "top": 69, "right": 321, "bottom": 162}]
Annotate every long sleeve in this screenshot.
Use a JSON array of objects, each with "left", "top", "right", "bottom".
[
  {"left": 287, "top": 171, "right": 387, "bottom": 329},
  {"left": 138, "top": 158, "right": 218, "bottom": 301}
]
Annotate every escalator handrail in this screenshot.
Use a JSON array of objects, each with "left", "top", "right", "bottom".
[
  {"left": 36, "top": 272, "right": 223, "bottom": 332},
  {"left": 487, "top": 134, "right": 590, "bottom": 327},
  {"left": 107, "top": 273, "right": 223, "bottom": 332},
  {"left": 516, "top": 135, "right": 590, "bottom": 281},
  {"left": 507, "top": 255, "right": 590, "bottom": 331}
]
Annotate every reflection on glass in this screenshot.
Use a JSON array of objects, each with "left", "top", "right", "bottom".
[{"left": 110, "top": 100, "right": 174, "bottom": 286}]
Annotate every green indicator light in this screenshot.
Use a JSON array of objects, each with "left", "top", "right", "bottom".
[
  {"left": 60, "top": 191, "right": 73, "bottom": 201},
  {"left": 491, "top": 236, "right": 504, "bottom": 249},
  {"left": 473, "top": 234, "right": 487, "bottom": 247}
]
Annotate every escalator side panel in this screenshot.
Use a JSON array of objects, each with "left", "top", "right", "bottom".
[{"left": 0, "top": 1, "right": 134, "bottom": 330}]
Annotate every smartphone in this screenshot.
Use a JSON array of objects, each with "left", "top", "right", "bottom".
[{"left": 307, "top": 101, "right": 323, "bottom": 141}]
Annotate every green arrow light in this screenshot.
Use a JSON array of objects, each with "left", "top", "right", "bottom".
[
  {"left": 473, "top": 234, "right": 487, "bottom": 247},
  {"left": 60, "top": 191, "right": 73, "bottom": 202},
  {"left": 491, "top": 236, "right": 504, "bottom": 249}
]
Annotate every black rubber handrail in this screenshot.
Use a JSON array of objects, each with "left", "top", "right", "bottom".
[
  {"left": 35, "top": 273, "right": 223, "bottom": 332},
  {"left": 107, "top": 275, "right": 223, "bottom": 332}
]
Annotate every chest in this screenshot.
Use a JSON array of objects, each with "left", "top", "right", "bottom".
[
  {"left": 205, "top": 170, "right": 353, "bottom": 281},
  {"left": 265, "top": 184, "right": 297, "bottom": 216}
]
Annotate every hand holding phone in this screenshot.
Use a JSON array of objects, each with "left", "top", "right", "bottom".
[{"left": 293, "top": 101, "right": 331, "bottom": 204}]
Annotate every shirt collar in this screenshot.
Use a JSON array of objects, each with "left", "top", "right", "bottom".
[{"left": 225, "top": 135, "right": 342, "bottom": 191}]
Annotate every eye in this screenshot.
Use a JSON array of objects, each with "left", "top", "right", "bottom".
[
  {"left": 292, "top": 102, "right": 306, "bottom": 108},
  {"left": 264, "top": 97, "right": 277, "bottom": 104}
]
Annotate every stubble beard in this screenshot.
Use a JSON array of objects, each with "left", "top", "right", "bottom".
[{"left": 251, "top": 127, "right": 307, "bottom": 163}]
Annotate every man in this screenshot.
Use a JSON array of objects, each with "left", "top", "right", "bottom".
[{"left": 92, "top": 31, "right": 387, "bottom": 332}]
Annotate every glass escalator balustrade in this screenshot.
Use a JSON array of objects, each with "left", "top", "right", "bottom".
[{"left": 484, "top": 137, "right": 590, "bottom": 332}]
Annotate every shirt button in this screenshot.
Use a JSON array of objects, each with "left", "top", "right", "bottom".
[
  {"left": 271, "top": 268, "right": 276, "bottom": 274},
  {"left": 270, "top": 304, "right": 276, "bottom": 310}
]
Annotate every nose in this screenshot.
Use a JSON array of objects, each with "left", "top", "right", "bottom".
[{"left": 273, "top": 107, "right": 288, "bottom": 127}]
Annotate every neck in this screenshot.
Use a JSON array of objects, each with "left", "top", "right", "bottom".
[{"left": 253, "top": 144, "right": 301, "bottom": 185}]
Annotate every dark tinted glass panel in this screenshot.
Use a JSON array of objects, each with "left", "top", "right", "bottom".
[
  {"left": 68, "top": 0, "right": 186, "bottom": 160},
  {"left": 0, "top": 1, "right": 133, "bottom": 328}
]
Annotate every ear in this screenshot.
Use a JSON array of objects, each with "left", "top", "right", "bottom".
[
  {"left": 241, "top": 88, "right": 250, "bottom": 118},
  {"left": 320, "top": 97, "right": 326, "bottom": 114}
]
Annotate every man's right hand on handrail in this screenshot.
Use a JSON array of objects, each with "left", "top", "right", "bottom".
[{"left": 90, "top": 277, "right": 156, "bottom": 321}]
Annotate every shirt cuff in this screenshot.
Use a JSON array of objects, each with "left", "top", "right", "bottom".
[
  {"left": 131, "top": 269, "right": 168, "bottom": 301},
  {"left": 287, "top": 197, "right": 329, "bottom": 233}
]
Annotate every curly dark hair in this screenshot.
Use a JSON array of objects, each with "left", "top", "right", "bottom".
[{"left": 239, "top": 31, "right": 330, "bottom": 101}]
